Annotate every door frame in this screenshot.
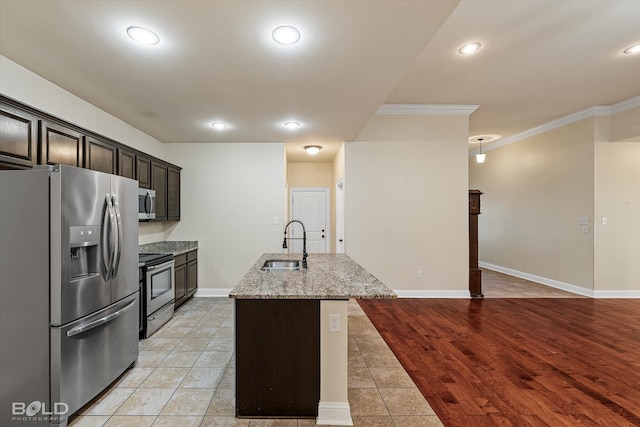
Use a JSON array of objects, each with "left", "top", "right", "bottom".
[
  {"left": 290, "top": 187, "right": 330, "bottom": 253},
  {"left": 335, "top": 178, "right": 345, "bottom": 254}
]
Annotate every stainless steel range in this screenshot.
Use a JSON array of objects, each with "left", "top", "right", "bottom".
[{"left": 139, "top": 253, "right": 175, "bottom": 338}]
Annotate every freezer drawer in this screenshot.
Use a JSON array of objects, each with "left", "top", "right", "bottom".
[{"left": 50, "top": 293, "right": 139, "bottom": 420}]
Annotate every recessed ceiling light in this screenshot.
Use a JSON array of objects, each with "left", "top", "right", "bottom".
[
  {"left": 211, "top": 122, "right": 227, "bottom": 130},
  {"left": 283, "top": 121, "right": 300, "bottom": 129},
  {"left": 127, "top": 26, "right": 160, "bottom": 45},
  {"left": 272, "top": 26, "right": 301, "bottom": 45},
  {"left": 304, "top": 145, "right": 321, "bottom": 156},
  {"left": 458, "top": 42, "right": 481, "bottom": 55},
  {"left": 623, "top": 43, "right": 640, "bottom": 54}
]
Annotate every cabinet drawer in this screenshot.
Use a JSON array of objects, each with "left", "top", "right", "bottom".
[
  {"left": 187, "top": 249, "right": 197, "bottom": 262},
  {"left": 175, "top": 253, "right": 187, "bottom": 267}
]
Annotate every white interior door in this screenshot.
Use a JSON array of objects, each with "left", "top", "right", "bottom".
[
  {"left": 336, "top": 179, "right": 345, "bottom": 253},
  {"left": 291, "top": 188, "right": 329, "bottom": 253}
]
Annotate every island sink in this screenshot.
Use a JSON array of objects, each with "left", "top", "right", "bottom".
[{"left": 261, "top": 259, "right": 300, "bottom": 271}]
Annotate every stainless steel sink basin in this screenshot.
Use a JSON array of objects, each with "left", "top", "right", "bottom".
[{"left": 261, "top": 259, "right": 301, "bottom": 271}]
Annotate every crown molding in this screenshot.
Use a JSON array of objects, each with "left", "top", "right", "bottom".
[
  {"left": 471, "top": 95, "right": 640, "bottom": 156},
  {"left": 377, "top": 104, "right": 480, "bottom": 116}
]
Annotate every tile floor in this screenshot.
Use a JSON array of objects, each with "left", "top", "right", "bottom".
[{"left": 68, "top": 297, "right": 442, "bottom": 427}]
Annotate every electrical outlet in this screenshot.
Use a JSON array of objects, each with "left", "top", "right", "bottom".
[
  {"left": 329, "top": 314, "right": 340, "bottom": 333},
  {"left": 272, "top": 216, "right": 278, "bottom": 225},
  {"left": 416, "top": 270, "right": 422, "bottom": 279}
]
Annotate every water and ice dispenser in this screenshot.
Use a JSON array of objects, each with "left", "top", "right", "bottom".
[{"left": 69, "top": 225, "right": 100, "bottom": 281}]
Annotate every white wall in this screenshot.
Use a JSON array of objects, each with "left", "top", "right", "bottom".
[
  {"left": 163, "top": 143, "right": 286, "bottom": 293},
  {"left": 346, "top": 115, "right": 470, "bottom": 296},
  {"left": 0, "top": 55, "right": 164, "bottom": 158},
  {"left": 469, "top": 118, "right": 596, "bottom": 291},
  {"left": 594, "top": 141, "right": 640, "bottom": 294},
  {"left": 469, "top": 103, "right": 640, "bottom": 296}
]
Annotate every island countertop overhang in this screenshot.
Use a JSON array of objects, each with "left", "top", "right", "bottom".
[{"left": 229, "top": 253, "right": 397, "bottom": 300}]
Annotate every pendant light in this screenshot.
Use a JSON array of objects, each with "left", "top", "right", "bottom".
[{"left": 476, "top": 138, "right": 486, "bottom": 163}]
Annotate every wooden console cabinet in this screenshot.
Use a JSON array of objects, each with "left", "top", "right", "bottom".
[{"left": 469, "top": 190, "right": 483, "bottom": 298}]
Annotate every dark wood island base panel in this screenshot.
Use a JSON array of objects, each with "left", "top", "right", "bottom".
[{"left": 235, "top": 299, "right": 320, "bottom": 418}]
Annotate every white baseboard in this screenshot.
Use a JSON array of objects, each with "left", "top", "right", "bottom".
[
  {"left": 593, "top": 290, "right": 640, "bottom": 298},
  {"left": 482, "top": 262, "right": 640, "bottom": 298},
  {"left": 479, "top": 262, "right": 594, "bottom": 297},
  {"left": 394, "top": 290, "right": 470, "bottom": 298},
  {"left": 193, "top": 288, "right": 233, "bottom": 298},
  {"left": 317, "top": 402, "right": 353, "bottom": 426}
]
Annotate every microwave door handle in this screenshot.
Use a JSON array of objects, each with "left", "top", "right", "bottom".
[
  {"left": 112, "top": 194, "right": 123, "bottom": 277},
  {"left": 66, "top": 298, "right": 137, "bottom": 337},
  {"left": 101, "top": 194, "right": 114, "bottom": 281},
  {"left": 145, "top": 191, "right": 152, "bottom": 216}
]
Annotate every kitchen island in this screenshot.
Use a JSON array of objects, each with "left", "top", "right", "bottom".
[{"left": 229, "top": 253, "right": 396, "bottom": 425}]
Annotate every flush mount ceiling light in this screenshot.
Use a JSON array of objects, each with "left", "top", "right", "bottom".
[
  {"left": 272, "top": 26, "right": 301, "bottom": 45},
  {"left": 210, "top": 122, "right": 227, "bottom": 130},
  {"left": 623, "top": 43, "right": 640, "bottom": 54},
  {"left": 304, "top": 145, "right": 321, "bottom": 155},
  {"left": 283, "top": 121, "right": 300, "bottom": 129},
  {"left": 458, "top": 42, "right": 481, "bottom": 55},
  {"left": 127, "top": 26, "right": 160, "bottom": 45}
]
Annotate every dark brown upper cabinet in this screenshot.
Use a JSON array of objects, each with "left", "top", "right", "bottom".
[
  {"left": 39, "top": 120, "right": 83, "bottom": 167},
  {"left": 168, "top": 166, "right": 181, "bottom": 221},
  {"left": 117, "top": 147, "right": 136, "bottom": 180},
  {"left": 1, "top": 96, "right": 182, "bottom": 223},
  {"left": 151, "top": 161, "right": 168, "bottom": 221},
  {"left": 136, "top": 154, "right": 151, "bottom": 189},
  {"left": 0, "top": 102, "right": 38, "bottom": 169},
  {"left": 85, "top": 136, "right": 116, "bottom": 174}
]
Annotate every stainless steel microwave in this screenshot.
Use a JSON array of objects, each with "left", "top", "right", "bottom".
[{"left": 138, "top": 188, "right": 156, "bottom": 220}]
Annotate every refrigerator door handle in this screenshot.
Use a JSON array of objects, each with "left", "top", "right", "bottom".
[
  {"left": 66, "top": 298, "right": 137, "bottom": 337},
  {"left": 101, "top": 194, "right": 115, "bottom": 281},
  {"left": 112, "top": 194, "right": 123, "bottom": 278}
]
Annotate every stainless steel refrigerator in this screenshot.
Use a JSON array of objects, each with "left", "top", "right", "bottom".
[{"left": 0, "top": 165, "right": 139, "bottom": 426}]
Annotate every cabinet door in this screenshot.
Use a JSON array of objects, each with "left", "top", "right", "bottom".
[
  {"left": 187, "top": 258, "right": 198, "bottom": 297},
  {"left": 0, "top": 102, "right": 38, "bottom": 168},
  {"left": 117, "top": 148, "right": 136, "bottom": 180},
  {"left": 151, "top": 161, "right": 168, "bottom": 220},
  {"left": 136, "top": 155, "right": 151, "bottom": 189},
  {"left": 40, "top": 120, "right": 83, "bottom": 167},
  {"left": 174, "top": 263, "right": 187, "bottom": 308},
  {"left": 85, "top": 136, "right": 116, "bottom": 174},
  {"left": 167, "top": 166, "right": 181, "bottom": 221},
  {"left": 236, "top": 300, "right": 320, "bottom": 417}
]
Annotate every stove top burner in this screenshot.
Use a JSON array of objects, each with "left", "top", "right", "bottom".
[{"left": 139, "top": 252, "right": 174, "bottom": 267}]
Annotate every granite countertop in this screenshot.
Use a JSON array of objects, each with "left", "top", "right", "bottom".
[
  {"left": 139, "top": 240, "right": 198, "bottom": 256},
  {"left": 229, "top": 253, "right": 397, "bottom": 300}
]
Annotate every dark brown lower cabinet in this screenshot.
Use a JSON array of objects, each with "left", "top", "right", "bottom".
[
  {"left": 174, "top": 261, "right": 187, "bottom": 307},
  {"left": 175, "top": 250, "right": 198, "bottom": 309},
  {"left": 235, "top": 299, "right": 320, "bottom": 418}
]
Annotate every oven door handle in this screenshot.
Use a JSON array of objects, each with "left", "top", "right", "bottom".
[
  {"left": 66, "top": 299, "right": 137, "bottom": 337},
  {"left": 146, "top": 260, "right": 174, "bottom": 272}
]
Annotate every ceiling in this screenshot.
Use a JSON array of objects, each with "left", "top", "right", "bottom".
[{"left": 1, "top": 1, "right": 639, "bottom": 162}]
